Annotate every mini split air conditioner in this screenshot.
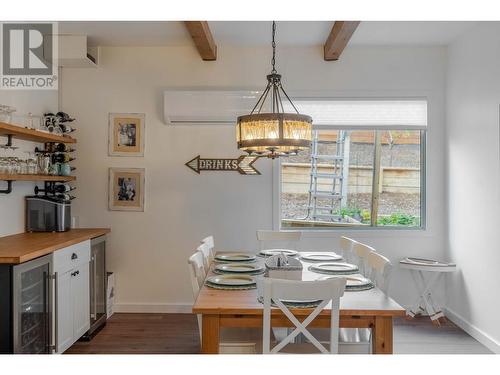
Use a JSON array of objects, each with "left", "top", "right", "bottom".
[{"left": 163, "top": 90, "right": 266, "bottom": 125}]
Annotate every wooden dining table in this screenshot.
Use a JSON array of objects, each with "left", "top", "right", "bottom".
[{"left": 192, "top": 252, "right": 405, "bottom": 354}]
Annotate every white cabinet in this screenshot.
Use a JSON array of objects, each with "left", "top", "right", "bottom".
[
  {"left": 72, "top": 264, "right": 90, "bottom": 339},
  {"left": 56, "top": 270, "right": 73, "bottom": 353},
  {"left": 54, "top": 241, "right": 90, "bottom": 353}
]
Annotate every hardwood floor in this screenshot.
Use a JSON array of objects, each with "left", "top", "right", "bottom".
[
  {"left": 65, "top": 313, "right": 200, "bottom": 354},
  {"left": 65, "top": 313, "right": 492, "bottom": 354}
]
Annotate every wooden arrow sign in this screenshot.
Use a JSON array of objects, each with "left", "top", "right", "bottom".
[{"left": 185, "top": 155, "right": 261, "bottom": 175}]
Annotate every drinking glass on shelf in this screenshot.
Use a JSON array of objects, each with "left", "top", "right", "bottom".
[
  {"left": 0, "top": 105, "right": 16, "bottom": 123},
  {"left": 37, "top": 154, "right": 50, "bottom": 175},
  {"left": 23, "top": 151, "right": 38, "bottom": 174},
  {"left": 12, "top": 157, "right": 21, "bottom": 174},
  {"left": 0, "top": 158, "right": 8, "bottom": 174},
  {"left": 27, "top": 156, "right": 38, "bottom": 174}
]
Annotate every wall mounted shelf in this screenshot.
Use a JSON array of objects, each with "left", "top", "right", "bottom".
[
  {"left": 0, "top": 174, "right": 76, "bottom": 182},
  {"left": 0, "top": 175, "right": 76, "bottom": 194},
  {"left": 0, "top": 122, "right": 77, "bottom": 144}
]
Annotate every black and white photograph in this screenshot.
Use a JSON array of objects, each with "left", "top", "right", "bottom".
[
  {"left": 108, "top": 113, "right": 145, "bottom": 156},
  {"left": 108, "top": 167, "right": 145, "bottom": 211},
  {"left": 1, "top": 2, "right": 500, "bottom": 372}
]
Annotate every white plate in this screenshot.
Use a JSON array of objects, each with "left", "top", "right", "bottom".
[
  {"left": 215, "top": 263, "right": 264, "bottom": 273},
  {"left": 214, "top": 253, "right": 257, "bottom": 262},
  {"left": 300, "top": 252, "right": 342, "bottom": 262},
  {"left": 207, "top": 274, "right": 256, "bottom": 286},
  {"left": 310, "top": 262, "right": 359, "bottom": 273},
  {"left": 259, "top": 249, "right": 298, "bottom": 257}
]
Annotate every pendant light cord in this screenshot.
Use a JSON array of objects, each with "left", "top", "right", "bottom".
[{"left": 271, "top": 21, "right": 277, "bottom": 74}]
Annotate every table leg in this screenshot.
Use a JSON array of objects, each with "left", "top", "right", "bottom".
[
  {"left": 416, "top": 271, "right": 444, "bottom": 322},
  {"left": 201, "top": 314, "right": 220, "bottom": 354},
  {"left": 372, "top": 316, "right": 393, "bottom": 354},
  {"left": 407, "top": 270, "right": 426, "bottom": 317}
]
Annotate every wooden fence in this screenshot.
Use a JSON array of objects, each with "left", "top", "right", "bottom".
[{"left": 282, "top": 163, "right": 420, "bottom": 194}]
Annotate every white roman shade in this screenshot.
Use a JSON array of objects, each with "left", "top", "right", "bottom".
[{"left": 284, "top": 99, "right": 428, "bottom": 130}]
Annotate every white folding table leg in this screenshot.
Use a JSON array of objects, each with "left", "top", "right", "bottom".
[
  {"left": 416, "top": 271, "right": 444, "bottom": 321},
  {"left": 407, "top": 270, "right": 427, "bottom": 317},
  {"left": 407, "top": 270, "right": 441, "bottom": 318}
]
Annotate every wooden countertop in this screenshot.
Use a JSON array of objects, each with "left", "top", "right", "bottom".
[{"left": 0, "top": 228, "right": 110, "bottom": 264}]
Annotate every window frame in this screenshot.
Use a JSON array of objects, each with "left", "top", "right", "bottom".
[{"left": 274, "top": 125, "right": 427, "bottom": 232}]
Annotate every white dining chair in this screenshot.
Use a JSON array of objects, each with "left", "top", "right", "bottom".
[
  {"left": 196, "top": 242, "right": 213, "bottom": 272},
  {"left": 256, "top": 230, "right": 301, "bottom": 251},
  {"left": 308, "top": 239, "right": 378, "bottom": 354},
  {"left": 346, "top": 251, "right": 394, "bottom": 351},
  {"left": 200, "top": 235, "right": 215, "bottom": 256},
  {"left": 339, "top": 236, "right": 357, "bottom": 264},
  {"left": 187, "top": 251, "right": 207, "bottom": 341},
  {"left": 188, "top": 251, "right": 206, "bottom": 296},
  {"left": 260, "top": 277, "right": 346, "bottom": 354},
  {"left": 352, "top": 241, "right": 376, "bottom": 276},
  {"left": 367, "top": 251, "right": 393, "bottom": 294},
  {"left": 188, "top": 251, "right": 260, "bottom": 354}
]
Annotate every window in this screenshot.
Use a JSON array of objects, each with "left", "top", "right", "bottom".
[{"left": 279, "top": 99, "right": 426, "bottom": 229}]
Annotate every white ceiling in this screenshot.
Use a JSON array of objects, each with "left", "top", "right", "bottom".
[{"left": 58, "top": 21, "right": 477, "bottom": 47}]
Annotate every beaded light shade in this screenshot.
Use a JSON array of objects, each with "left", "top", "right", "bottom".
[{"left": 236, "top": 22, "right": 312, "bottom": 159}]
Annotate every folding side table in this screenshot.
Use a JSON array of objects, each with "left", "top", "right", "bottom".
[{"left": 399, "top": 258, "right": 456, "bottom": 325}]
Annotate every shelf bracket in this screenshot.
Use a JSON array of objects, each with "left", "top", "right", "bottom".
[
  {"left": 0, "top": 180, "right": 13, "bottom": 194},
  {"left": 1, "top": 134, "right": 14, "bottom": 148}
]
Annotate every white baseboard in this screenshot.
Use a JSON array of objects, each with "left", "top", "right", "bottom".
[
  {"left": 114, "top": 302, "right": 192, "bottom": 314},
  {"left": 444, "top": 307, "right": 500, "bottom": 354}
]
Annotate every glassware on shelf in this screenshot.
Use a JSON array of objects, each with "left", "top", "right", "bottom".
[
  {"left": 37, "top": 154, "right": 51, "bottom": 175},
  {"left": 0, "top": 104, "right": 17, "bottom": 123},
  {"left": 27, "top": 156, "right": 38, "bottom": 174}
]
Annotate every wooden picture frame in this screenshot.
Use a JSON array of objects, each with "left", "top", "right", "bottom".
[
  {"left": 108, "top": 113, "right": 145, "bottom": 156},
  {"left": 108, "top": 168, "right": 145, "bottom": 212}
]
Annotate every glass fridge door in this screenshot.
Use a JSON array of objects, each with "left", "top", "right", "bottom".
[
  {"left": 90, "top": 236, "right": 106, "bottom": 326},
  {"left": 13, "top": 255, "right": 52, "bottom": 354}
]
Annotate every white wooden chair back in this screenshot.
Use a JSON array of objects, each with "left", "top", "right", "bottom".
[
  {"left": 257, "top": 230, "right": 301, "bottom": 251},
  {"left": 352, "top": 242, "right": 375, "bottom": 276},
  {"left": 201, "top": 235, "right": 215, "bottom": 254},
  {"left": 188, "top": 251, "right": 207, "bottom": 341},
  {"left": 367, "top": 251, "right": 393, "bottom": 294},
  {"left": 188, "top": 251, "right": 206, "bottom": 298},
  {"left": 260, "top": 278, "right": 346, "bottom": 354},
  {"left": 197, "top": 242, "right": 213, "bottom": 271},
  {"left": 339, "top": 236, "right": 357, "bottom": 263}
]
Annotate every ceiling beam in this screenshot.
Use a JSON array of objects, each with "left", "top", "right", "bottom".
[
  {"left": 184, "top": 21, "right": 217, "bottom": 61},
  {"left": 324, "top": 21, "right": 360, "bottom": 61}
]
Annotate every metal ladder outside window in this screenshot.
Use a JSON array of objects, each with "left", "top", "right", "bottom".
[{"left": 304, "top": 130, "right": 350, "bottom": 222}]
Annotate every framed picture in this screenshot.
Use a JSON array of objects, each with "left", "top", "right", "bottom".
[
  {"left": 108, "top": 168, "right": 145, "bottom": 211},
  {"left": 108, "top": 113, "right": 145, "bottom": 156}
]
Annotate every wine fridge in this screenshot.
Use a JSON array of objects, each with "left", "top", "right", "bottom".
[
  {"left": 0, "top": 254, "right": 55, "bottom": 354},
  {"left": 81, "top": 235, "right": 106, "bottom": 339}
]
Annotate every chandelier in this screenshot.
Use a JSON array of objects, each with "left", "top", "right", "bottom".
[{"left": 236, "top": 21, "right": 312, "bottom": 159}]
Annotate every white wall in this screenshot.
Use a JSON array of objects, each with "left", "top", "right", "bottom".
[
  {"left": 445, "top": 22, "right": 500, "bottom": 353},
  {"left": 61, "top": 45, "right": 447, "bottom": 312},
  {"left": 0, "top": 91, "right": 58, "bottom": 237}
]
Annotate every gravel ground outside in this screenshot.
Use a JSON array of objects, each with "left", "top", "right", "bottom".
[{"left": 281, "top": 192, "right": 421, "bottom": 220}]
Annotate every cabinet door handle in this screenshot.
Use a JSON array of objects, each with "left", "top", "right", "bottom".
[
  {"left": 54, "top": 272, "right": 58, "bottom": 353},
  {"left": 71, "top": 270, "right": 80, "bottom": 277},
  {"left": 71, "top": 253, "right": 78, "bottom": 260}
]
